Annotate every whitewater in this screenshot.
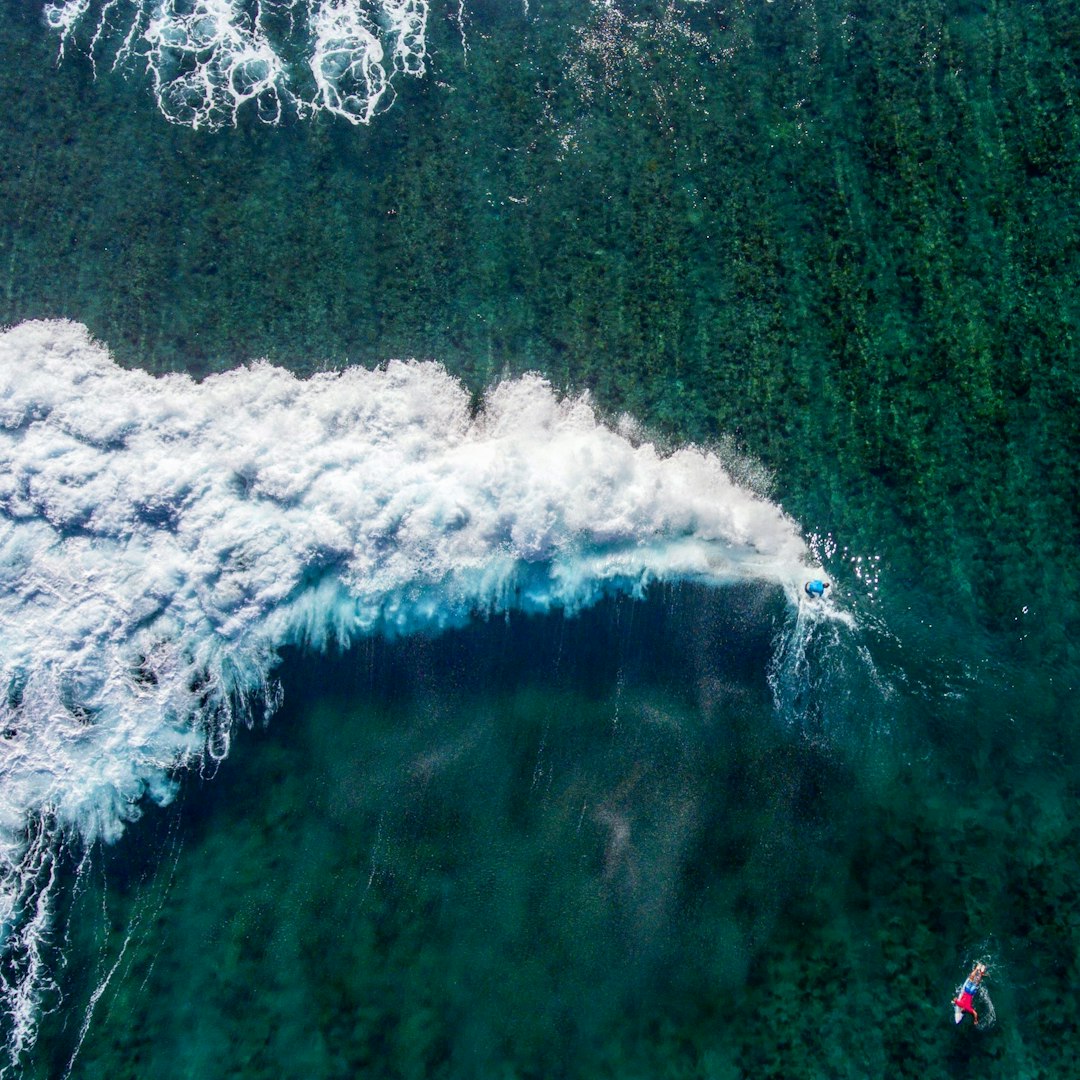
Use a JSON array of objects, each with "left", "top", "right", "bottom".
[
  {"left": 44, "top": 0, "right": 432, "bottom": 129},
  {"left": 0, "top": 318, "right": 823, "bottom": 1065},
  {"left": 40, "top": 0, "right": 714, "bottom": 132}
]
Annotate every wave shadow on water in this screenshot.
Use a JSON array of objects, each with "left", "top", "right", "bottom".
[{"left": 27, "top": 583, "right": 888, "bottom": 1079}]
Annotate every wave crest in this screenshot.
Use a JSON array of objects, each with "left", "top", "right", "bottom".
[{"left": 0, "top": 318, "right": 813, "bottom": 1063}]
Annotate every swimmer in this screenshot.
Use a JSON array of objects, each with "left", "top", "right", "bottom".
[{"left": 804, "top": 579, "right": 830, "bottom": 599}]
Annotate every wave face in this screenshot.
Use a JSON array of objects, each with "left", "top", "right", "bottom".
[
  {"left": 44, "top": 0, "right": 430, "bottom": 129},
  {"left": 0, "top": 319, "right": 815, "bottom": 1062}
]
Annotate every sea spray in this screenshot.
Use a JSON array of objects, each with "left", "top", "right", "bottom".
[{"left": 0, "top": 318, "right": 821, "bottom": 1066}]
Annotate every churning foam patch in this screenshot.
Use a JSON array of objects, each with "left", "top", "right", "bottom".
[
  {"left": 0, "top": 318, "right": 815, "bottom": 1061},
  {"left": 43, "top": 0, "right": 429, "bottom": 129}
]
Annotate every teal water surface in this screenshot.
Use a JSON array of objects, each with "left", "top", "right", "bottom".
[
  {"left": 28, "top": 588, "right": 1079, "bottom": 1078},
  {"left": 2, "top": 0, "right": 1079, "bottom": 1077}
]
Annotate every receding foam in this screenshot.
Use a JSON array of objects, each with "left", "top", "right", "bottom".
[
  {"left": 44, "top": 0, "right": 430, "bottom": 129},
  {"left": 0, "top": 318, "right": 815, "bottom": 1063}
]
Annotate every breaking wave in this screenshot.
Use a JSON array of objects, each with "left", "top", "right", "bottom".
[{"left": 0, "top": 318, "right": 826, "bottom": 1065}]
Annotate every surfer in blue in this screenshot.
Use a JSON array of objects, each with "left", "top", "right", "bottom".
[{"left": 804, "top": 579, "right": 830, "bottom": 598}]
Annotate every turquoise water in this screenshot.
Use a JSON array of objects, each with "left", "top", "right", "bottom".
[
  {"left": 25, "top": 592, "right": 1077, "bottom": 1079},
  {"left": 1, "top": 0, "right": 1079, "bottom": 1076}
]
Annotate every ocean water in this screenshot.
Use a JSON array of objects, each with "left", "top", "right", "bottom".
[{"left": 0, "top": 0, "right": 1078, "bottom": 1077}]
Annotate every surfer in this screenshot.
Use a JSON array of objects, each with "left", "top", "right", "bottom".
[
  {"left": 953, "top": 962, "right": 987, "bottom": 1026},
  {"left": 804, "top": 578, "right": 830, "bottom": 599}
]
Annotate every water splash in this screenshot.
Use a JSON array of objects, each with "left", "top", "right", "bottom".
[
  {"left": 0, "top": 318, "right": 825, "bottom": 1065},
  {"left": 973, "top": 982, "right": 997, "bottom": 1030}
]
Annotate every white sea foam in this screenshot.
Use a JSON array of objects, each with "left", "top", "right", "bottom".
[
  {"left": 44, "top": 0, "right": 429, "bottom": 129},
  {"left": 304, "top": 0, "right": 430, "bottom": 125},
  {"left": 42, "top": 0, "right": 735, "bottom": 131},
  {"left": 0, "top": 318, "right": 818, "bottom": 1063}
]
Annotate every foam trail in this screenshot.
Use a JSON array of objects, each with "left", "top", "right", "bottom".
[
  {"left": 306, "top": 0, "right": 392, "bottom": 125},
  {"left": 43, "top": 0, "right": 429, "bottom": 129},
  {"left": 0, "top": 319, "right": 819, "bottom": 1064},
  {"left": 43, "top": 0, "right": 722, "bottom": 131}
]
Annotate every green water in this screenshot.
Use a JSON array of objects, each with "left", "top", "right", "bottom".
[
  {"left": 28, "top": 590, "right": 1080, "bottom": 1078},
  {"left": 2, "top": 0, "right": 1079, "bottom": 1076},
  {"left": 4, "top": 0, "right": 1078, "bottom": 624}
]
